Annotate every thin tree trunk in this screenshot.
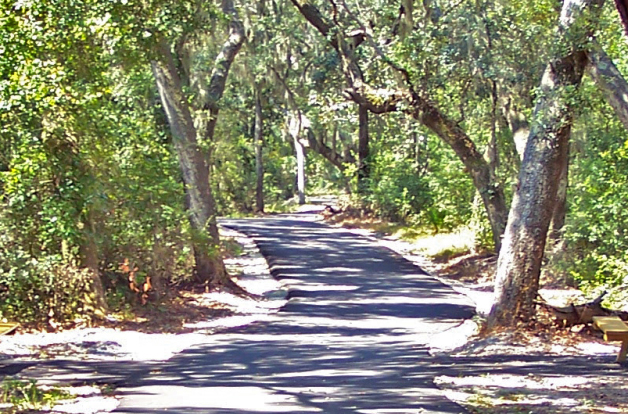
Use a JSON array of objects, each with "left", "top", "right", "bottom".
[
  {"left": 80, "top": 215, "right": 108, "bottom": 316},
  {"left": 585, "top": 44, "right": 628, "bottom": 131},
  {"left": 295, "top": 136, "right": 306, "bottom": 205},
  {"left": 254, "top": 87, "right": 264, "bottom": 213},
  {"left": 488, "top": 0, "right": 603, "bottom": 329},
  {"left": 488, "top": 81, "right": 500, "bottom": 172},
  {"left": 357, "top": 105, "right": 370, "bottom": 194},
  {"left": 286, "top": 110, "right": 308, "bottom": 205}
]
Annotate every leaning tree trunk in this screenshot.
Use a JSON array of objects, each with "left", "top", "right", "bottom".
[
  {"left": 585, "top": 45, "right": 628, "bottom": 131},
  {"left": 254, "top": 86, "right": 264, "bottom": 213},
  {"left": 488, "top": 0, "right": 603, "bottom": 329},
  {"left": 151, "top": 42, "right": 227, "bottom": 286},
  {"left": 419, "top": 105, "right": 508, "bottom": 252}
]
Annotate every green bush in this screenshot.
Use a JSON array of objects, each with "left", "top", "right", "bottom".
[
  {"left": 363, "top": 152, "right": 432, "bottom": 223},
  {"left": 0, "top": 245, "right": 94, "bottom": 325}
]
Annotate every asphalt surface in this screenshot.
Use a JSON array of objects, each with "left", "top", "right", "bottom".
[{"left": 111, "top": 213, "right": 475, "bottom": 413}]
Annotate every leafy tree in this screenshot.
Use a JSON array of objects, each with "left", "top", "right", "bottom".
[{"left": 489, "top": 0, "right": 605, "bottom": 328}]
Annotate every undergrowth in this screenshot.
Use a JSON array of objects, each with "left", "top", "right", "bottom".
[{"left": 0, "top": 377, "right": 71, "bottom": 412}]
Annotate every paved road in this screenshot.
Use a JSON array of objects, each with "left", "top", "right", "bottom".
[
  {"left": 111, "top": 213, "right": 475, "bottom": 413},
  {"left": 4, "top": 213, "right": 626, "bottom": 412}
]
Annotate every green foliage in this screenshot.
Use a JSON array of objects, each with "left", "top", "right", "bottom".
[
  {"left": 562, "top": 105, "right": 628, "bottom": 292},
  {"left": 362, "top": 151, "right": 432, "bottom": 223},
  {"left": 555, "top": 15, "right": 628, "bottom": 302},
  {"left": 0, "top": 0, "right": 195, "bottom": 323},
  {"left": 0, "top": 243, "right": 94, "bottom": 325}
]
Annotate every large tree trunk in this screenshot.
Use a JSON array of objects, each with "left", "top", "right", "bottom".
[
  {"left": 488, "top": 0, "right": 603, "bottom": 329},
  {"left": 502, "top": 94, "right": 569, "bottom": 245},
  {"left": 357, "top": 105, "right": 370, "bottom": 194},
  {"left": 151, "top": 42, "right": 227, "bottom": 286},
  {"left": 585, "top": 45, "right": 628, "bottom": 131},
  {"left": 254, "top": 86, "right": 264, "bottom": 213}
]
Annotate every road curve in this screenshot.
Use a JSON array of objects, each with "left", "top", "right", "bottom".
[{"left": 115, "top": 213, "right": 474, "bottom": 413}]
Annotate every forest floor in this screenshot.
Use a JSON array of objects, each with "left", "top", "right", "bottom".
[
  {"left": 1, "top": 207, "right": 627, "bottom": 413},
  {"left": 324, "top": 209, "right": 628, "bottom": 414}
]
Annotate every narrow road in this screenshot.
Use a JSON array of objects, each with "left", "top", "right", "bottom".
[{"left": 113, "top": 213, "right": 475, "bottom": 413}]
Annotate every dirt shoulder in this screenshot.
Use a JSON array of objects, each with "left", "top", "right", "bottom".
[{"left": 0, "top": 226, "right": 287, "bottom": 413}]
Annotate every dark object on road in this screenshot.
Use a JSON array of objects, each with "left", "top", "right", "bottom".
[{"left": 321, "top": 205, "right": 341, "bottom": 217}]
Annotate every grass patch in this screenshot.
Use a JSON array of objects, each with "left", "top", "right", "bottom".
[
  {"left": 0, "top": 378, "right": 72, "bottom": 412},
  {"left": 409, "top": 227, "right": 476, "bottom": 259},
  {"left": 328, "top": 212, "right": 478, "bottom": 260}
]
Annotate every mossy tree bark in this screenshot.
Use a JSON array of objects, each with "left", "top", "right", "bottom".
[
  {"left": 151, "top": 0, "right": 244, "bottom": 287},
  {"left": 488, "top": 0, "right": 604, "bottom": 328}
]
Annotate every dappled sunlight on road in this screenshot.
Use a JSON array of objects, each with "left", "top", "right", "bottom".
[
  {"left": 9, "top": 215, "right": 477, "bottom": 414},
  {"left": 119, "top": 385, "right": 323, "bottom": 412},
  {"left": 116, "top": 216, "right": 474, "bottom": 413}
]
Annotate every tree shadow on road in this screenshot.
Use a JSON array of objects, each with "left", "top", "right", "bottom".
[{"left": 4, "top": 217, "right": 625, "bottom": 413}]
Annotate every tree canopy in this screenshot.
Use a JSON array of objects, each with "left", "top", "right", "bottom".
[{"left": 1, "top": 0, "right": 628, "bottom": 328}]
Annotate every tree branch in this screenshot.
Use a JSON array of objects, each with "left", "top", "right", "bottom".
[
  {"left": 205, "top": 0, "right": 246, "bottom": 109},
  {"left": 585, "top": 42, "right": 628, "bottom": 131}
]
